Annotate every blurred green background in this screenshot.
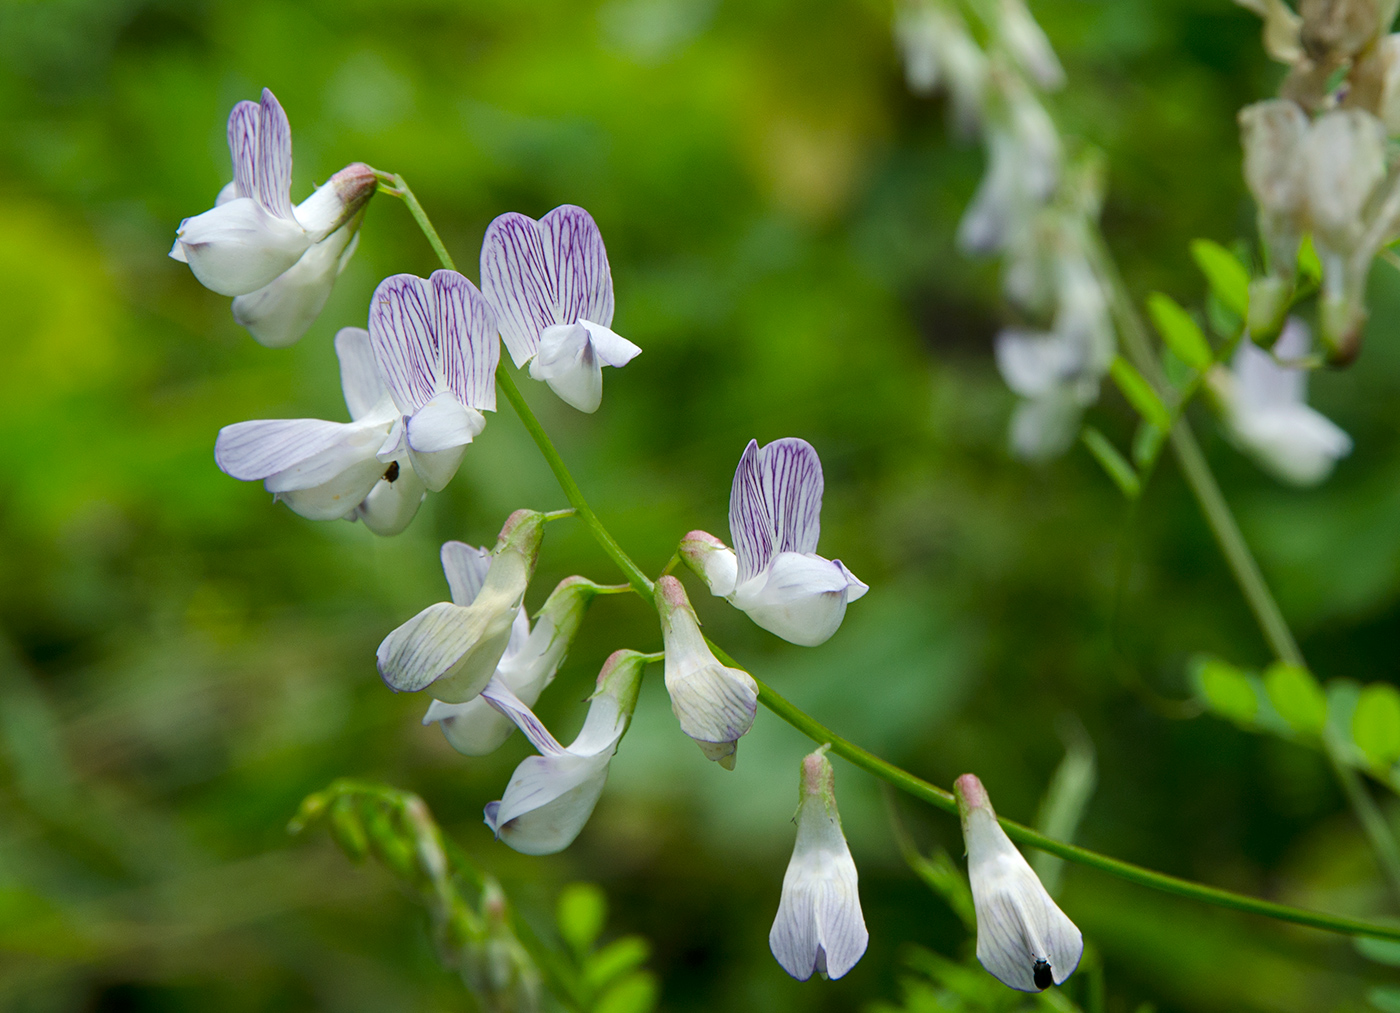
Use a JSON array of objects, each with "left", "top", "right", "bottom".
[{"left": 5, "top": 0, "right": 1400, "bottom": 1010}]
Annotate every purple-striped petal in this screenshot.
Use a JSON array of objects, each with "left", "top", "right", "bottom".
[
  {"left": 481, "top": 679, "right": 568, "bottom": 757},
  {"left": 728, "top": 438, "right": 825, "bottom": 584},
  {"left": 433, "top": 270, "right": 498, "bottom": 411},
  {"left": 255, "top": 89, "right": 295, "bottom": 220},
  {"left": 761, "top": 438, "right": 824, "bottom": 556},
  {"left": 370, "top": 273, "right": 439, "bottom": 413},
  {"left": 227, "top": 100, "right": 259, "bottom": 203},
  {"left": 541, "top": 204, "right": 614, "bottom": 332},
  {"left": 214, "top": 417, "right": 353, "bottom": 482},
  {"left": 480, "top": 205, "right": 614, "bottom": 368},
  {"left": 369, "top": 271, "right": 498, "bottom": 415},
  {"left": 729, "top": 440, "right": 772, "bottom": 583},
  {"left": 481, "top": 212, "right": 555, "bottom": 367}
]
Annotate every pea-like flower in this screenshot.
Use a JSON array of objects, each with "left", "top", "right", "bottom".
[
  {"left": 995, "top": 253, "right": 1114, "bottom": 461},
  {"left": 681, "top": 439, "right": 867, "bottom": 647},
  {"left": 378, "top": 510, "right": 544, "bottom": 703},
  {"left": 1210, "top": 317, "right": 1351, "bottom": 486},
  {"left": 480, "top": 204, "right": 641, "bottom": 413},
  {"left": 654, "top": 576, "right": 758, "bottom": 770},
  {"left": 958, "top": 83, "right": 1061, "bottom": 256},
  {"left": 1239, "top": 100, "right": 1390, "bottom": 357},
  {"left": 482, "top": 650, "right": 648, "bottom": 855},
  {"left": 769, "top": 746, "right": 868, "bottom": 981},
  {"left": 895, "top": 0, "right": 988, "bottom": 134},
  {"left": 369, "top": 270, "right": 500, "bottom": 491},
  {"left": 956, "top": 773, "right": 1082, "bottom": 993},
  {"left": 424, "top": 563, "right": 611, "bottom": 756},
  {"left": 170, "top": 88, "right": 375, "bottom": 344},
  {"left": 214, "top": 326, "right": 425, "bottom": 535}
]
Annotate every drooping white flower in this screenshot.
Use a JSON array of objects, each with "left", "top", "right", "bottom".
[
  {"left": 213, "top": 326, "right": 425, "bottom": 534},
  {"left": 368, "top": 270, "right": 500, "bottom": 491},
  {"left": 956, "top": 773, "right": 1083, "bottom": 993},
  {"left": 171, "top": 89, "right": 374, "bottom": 306},
  {"left": 482, "top": 649, "right": 648, "bottom": 855},
  {"left": 480, "top": 204, "right": 641, "bottom": 413},
  {"left": 1212, "top": 318, "right": 1352, "bottom": 486},
  {"left": 378, "top": 510, "right": 544, "bottom": 703},
  {"left": 230, "top": 200, "right": 366, "bottom": 349},
  {"left": 682, "top": 439, "right": 867, "bottom": 647},
  {"left": 424, "top": 567, "right": 611, "bottom": 756},
  {"left": 1239, "top": 99, "right": 1309, "bottom": 279},
  {"left": 654, "top": 575, "right": 758, "bottom": 770},
  {"left": 768, "top": 746, "right": 868, "bottom": 981},
  {"left": 895, "top": 0, "right": 988, "bottom": 133},
  {"left": 995, "top": 0, "right": 1065, "bottom": 90},
  {"left": 958, "top": 84, "right": 1061, "bottom": 256},
  {"left": 995, "top": 251, "right": 1113, "bottom": 461}
]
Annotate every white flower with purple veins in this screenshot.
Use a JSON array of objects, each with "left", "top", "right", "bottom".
[
  {"left": 769, "top": 746, "right": 868, "bottom": 982},
  {"left": 424, "top": 560, "right": 609, "bottom": 757},
  {"left": 369, "top": 270, "right": 500, "bottom": 492},
  {"left": 378, "top": 510, "right": 544, "bottom": 704},
  {"left": 482, "top": 650, "right": 648, "bottom": 855},
  {"left": 213, "top": 327, "right": 425, "bottom": 535},
  {"left": 655, "top": 576, "right": 758, "bottom": 770},
  {"left": 1212, "top": 318, "right": 1352, "bottom": 486},
  {"left": 481, "top": 204, "right": 641, "bottom": 413},
  {"left": 956, "top": 774, "right": 1082, "bottom": 993},
  {"left": 170, "top": 88, "right": 375, "bottom": 344},
  {"left": 683, "top": 439, "right": 867, "bottom": 647}
]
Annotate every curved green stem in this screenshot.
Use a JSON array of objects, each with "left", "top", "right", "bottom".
[
  {"left": 1090, "top": 226, "right": 1400, "bottom": 903},
  {"left": 388, "top": 176, "right": 1400, "bottom": 943},
  {"left": 495, "top": 367, "right": 654, "bottom": 597}
]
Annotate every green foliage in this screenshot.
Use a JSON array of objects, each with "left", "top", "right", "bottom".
[
  {"left": 1109, "top": 357, "right": 1173, "bottom": 431},
  {"left": 559, "top": 883, "right": 609, "bottom": 954},
  {"left": 4, "top": 0, "right": 1400, "bottom": 1010},
  {"left": 556, "top": 883, "right": 658, "bottom": 1013},
  {"left": 1080, "top": 427, "right": 1141, "bottom": 499},
  {"left": 1146, "top": 293, "right": 1213, "bottom": 371},
  {"left": 1032, "top": 718, "right": 1098, "bottom": 896},
  {"left": 1354, "top": 685, "right": 1400, "bottom": 768},
  {"left": 294, "top": 781, "right": 656, "bottom": 1013},
  {"left": 1370, "top": 986, "right": 1400, "bottom": 1013},
  {"left": 868, "top": 945, "right": 1091, "bottom": 1013},
  {"left": 1262, "top": 663, "right": 1327, "bottom": 737},
  {"left": 1190, "top": 239, "right": 1251, "bottom": 319},
  {"left": 1192, "top": 657, "right": 1258, "bottom": 726}
]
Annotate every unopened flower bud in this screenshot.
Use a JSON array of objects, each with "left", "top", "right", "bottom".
[
  {"left": 293, "top": 162, "right": 378, "bottom": 238},
  {"left": 655, "top": 576, "right": 757, "bottom": 769},
  {"left": 769, "top": 746, "right": 868, "bottom": 981},
  {"left": 956, "top": 774, "right": 1082, "bottom": 993},
  {"left": 679, "top": 530, "right": 738, "bottom": 597},
  {"left": 481, "top": 650, "right": 647, "bottom": 855}
]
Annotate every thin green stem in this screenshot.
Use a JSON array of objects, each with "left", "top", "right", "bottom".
[
  {"left": 388, "top": 176, "right": 1400, "bottom": 942},
  {"left": 495, "top": 367, "right": 654, "bottom": 597},
  {"left": 375, "top": 170, "right": 458, "bottom": 272},
  {"left": 1090, "top": 226, "right": 1400, "bottom": 902},
  {"left": 750, "top": 671, "right": 1400, "bottom": 940}
]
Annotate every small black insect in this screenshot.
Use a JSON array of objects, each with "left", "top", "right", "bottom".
[
  {"left": 1032, "top": 959, "right": 1053, "bottom": 991},
  {"left": 383, "top": 461, "right": 400, "bottom": 483}
]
